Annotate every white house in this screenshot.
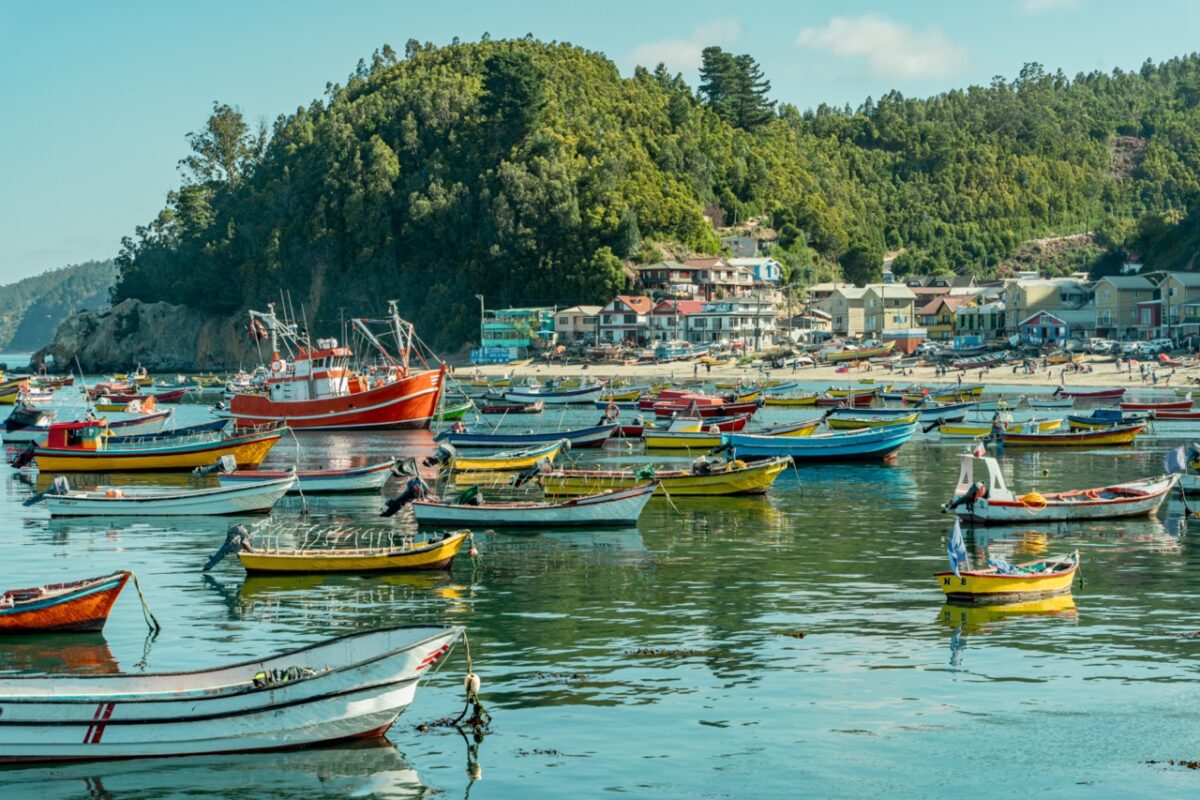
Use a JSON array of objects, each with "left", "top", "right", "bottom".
[{"left": 686, "top": 298, "right": 777, "bottom": 349}]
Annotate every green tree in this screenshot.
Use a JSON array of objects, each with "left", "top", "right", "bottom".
[
  {"left": 179, "top": 102, "right": 266, "bottom": 186},
  {"left": 841, "top": 243, "right": 883, "bottom": 285}
]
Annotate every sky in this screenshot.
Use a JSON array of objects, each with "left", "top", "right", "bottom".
[{"left": 3, "top": 0, "right": 1200, "bottom": 283}]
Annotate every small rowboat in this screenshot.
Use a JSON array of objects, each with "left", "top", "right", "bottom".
[
  {"left": 814, "top": 389, "right": 877, "bottom": 407},
  {"left": 936, "top": 552, "right": 1079, "bottom": 604},
  {"left": 1120, "top": 398, "right": 1192, "bottom": 411},
  {"left": 651, "top": 400, "right": 760, "bottom": 418},
  {"left": 502, "top": 384, "right": 604, "bottom": 404},
  {"left": 448, "top": 440, "right": 564, "bottom": 471},
  {"left": 480, "top": 400, "right": 544, "bottom": 414},
  {"left": 1026, "top": 398, "right": 1074, "bottom": 409},
  {"left": 412, "top": 484, "right": 655, "bottom": 527},
  {"left": 827, "top": 407, "right": 918, "bottom": 419},
  {"left": 0, "top": 625, "right": 462, "bottom": 762},
  {"left": 913, "top": 400, "right": 977, "bottom": 421},
  {"left": 437, "top": 400, "right": 473, "bottom": 421},
  {"left": 207, "top": 525, "right": 471, "bottom": 573},
  {"left": 107, "top": 418, "right": 231, "bottom": 445},
  {"left": 823, "top": 341, "right": 895, "bottom": 362},
  {"left": 41, "top": 474, "right": 295, "bottom": 517},
  {"left": 826, "top": 411, "right": 918, "bottom": 430},
  {"left": 1065, "top": 409, "right": 1151, "bottom": 430},
  {"left": 1000, "top": 423, "right": 1144, "bottom": 447},
  {"left": 935, "top": 418, "right": 1061, "bottom": 438},
  {"left": 1054, "top": 387, "right": 1124, "bottom": 399},
  {"left": 762, "top": 393, "right": 818, "bottom": 407},
  {"left": 644, "top": 419, "right": 818, "bottom": 449},
  {"left": 436, "top": 423, "right": 615, "bottom": 449},
  {"left": 543, "top": 456, "right": 789, "bottom": 497},
  {"left": 0, "top": 572, "right": 130, "bottom": 633},
  {"left": 725, "top": 423, "right": 916, "bottom": 462},
  {"left": 944, "top": 453, "right": 1176, "bottom": 524},
  {"left": 218, "top": 460, "right": 397, "bottom": 494},
  {"left": 1151, "top": 409, "right": 1200, "bottom": 420}
]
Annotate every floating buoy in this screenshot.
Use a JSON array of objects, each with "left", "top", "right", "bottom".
[{"left": 464, "top": 672, "right": 481, "bottom": 695}]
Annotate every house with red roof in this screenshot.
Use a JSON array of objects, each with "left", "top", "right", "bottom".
[
  {"left": 598, "top": 295, "right": 654, "bottom": 346},
  {"left": 650, "top": 299, "right": 704, "bottom": 342}
]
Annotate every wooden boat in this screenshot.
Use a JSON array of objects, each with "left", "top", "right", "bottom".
[
  {"left": 0, "top": 625, "right": 462, "bottom": 762},
  {"left": 935, "top": 417, "right": 1061, "bottom": 438},
  {"left": 944, "top": 453, "right": 1176, "bottom": 524},
  {"left": 218, "top": 460, "right": 397, "bottom": 494},
  {"left": 0, "top": 378, "right": 30, "bottom": 405},
  {"left": 826, "top": 412, "right": 919, "bottom": 430},
  {"left": 1054, "top": 387, "right": 1124, "bottom": 399},
  {"left": 1000, "top": 423, "right": 1144, "bottom": 447},
  {"left": 107, "top": 418, "right": 231, "bottom": 445},
  {"left": 1151, "top": 408, "right": 1200, "bottom": 420},
  {"left": 438, "top": 401, "right": 472, "bottom": 421},
  {"left": 651, "top": 399, "right": 760, "bottom": 418},
  {"left": 763, "top": 393, "right": 818, "bottom": 407},
  {"left": 1027, "top": 397, "right": 1074, "bottom": 409},
  {"left": 437, "top": 423, "right": 615, "bottom": 449},
  {"left": 226, "top": 302, "right": 446, "bottom": 430},
  {"left": 17, "top": 420, "right": 282, "bottom": 472},
  {"left": 644, "top": 419, "right": 818, "bottom": 449},
  {"left": 622, "top": 413, "right": 751, "bottom": 440},
  {"left": 502, "top": 384, "right": 604, "bottom": 405},
  {"left": 1065, "top": 409, "right": 1151, "bottom": 431},
  {"left": 823, "top": 341, "right": 895, "bottom": 362},
  {"left": 0, "top": 572, "right": 130, "bottom": 633},
  {"left": 412, "top": 484, "right": 655, "bottom": 527},
  {"left": 208, "top": 526, "right": 471, "bottom": 573},
  {"left": 726, "top": 423, "right": 916, "bottom": 461},
  {"left": 815, "top": 388, "right": 877, "bottom": 407},
  {"left": 599, "top": 387, "right": 647, "bottom": 402},
  {"left": 3, "top": 402, "right": 56, "bottom": 444},
  {"left": 480, "top": 400, "right": 544, "bottom": 414},
  {"left": 828, "top": 406, "right": 920, "bottom": 419},
  {"left": 936, "top": 552, "right": 1078, "bottom": 604},
  {"left": 543, "top": 456, "right": 789, "bottom": 497},
  {"left": 1120, "top": 398, "right": 1191, "bottom": 410},
  {"left": 448, "top": 440, "right": 564, "bottom": 471},
  {"left": 41, "top": 474, "right": 294, "bottom": 517}
]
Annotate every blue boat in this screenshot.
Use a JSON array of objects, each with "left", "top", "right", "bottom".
[
  {"left": 1066, "top": 408, "right": 1151, "bottom": 428},
  {"left": 914, "top": 401, "right": 976, "bottom": 421},
  {"left": 593, "top": 400, "right": 641, "bottom": 411},
  {"left": 435, "top": 423, "right": 617, "bottom": 448},
  {"left": 724, "top": 423, "right": 916, "bottom": 461},
  {"left": 107, "top": 418, "right": 232, "bottom": 444}
]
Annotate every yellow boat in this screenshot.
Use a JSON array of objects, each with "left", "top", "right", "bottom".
[
  {"left": 763, "top": 393, "right": 818, "bottom": 407},
  {"left": 450, "top": 441, "right": 563, "bottom": 471},
  {"left": 1000, "top": 424, "right": 1144, "bottom": 447},
  {"left": 935, "top": 551, "right": 1078, "bottom": 603},
  {"left": 827, "top": 384, "right": 888, "bottom": 398},
  {"left": 736, "top": 390, "right": 761, "bottom": 403},
  {"left": 824, "top": 342, "right": 895, "bottom": 363},
  {"left": 936, "top": 418, "right": 1062, "bottom": 438},
  {"left": 700, "top": 356, "right": 731, "bottom": 367},
  {"left": 644, "top": 420, "right": 818, "bottom": 449},
  {"left": 826, "top": 411, "right": 919, "bottom": 430},
  {"left": 601, "top": 388, "right": 642, "bottom": 402},
  {"left": 543, "top": 456, "right": 789, "bottom": 496},
  {"left": 0, "top": 378, "right": 28, "bottom": 405},
  {"left": 232, "top": 531, "right": 470, "bottom": 573},
  {"left": 508, "top": 358, "right": 534, "bottom": 367}
]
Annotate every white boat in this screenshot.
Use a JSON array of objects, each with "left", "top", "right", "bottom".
[
  {"left": 218, "top": 460, "right": 396, "bottom": 494},
  {"left": 411, "top": 483, "right": 655, "bottom": 527},
  {"left": 501, "top": 384, "right": 604, "bottom": 405},
  {"left": 40, "top": 474, "right": 295, "bottom": 517},
  {"left": 944, "top": 453, "right": 1177, "bottom": 524},
  {"left": 0, "top": 625, "right": 461, "bottom": 763},
  {"left": 3, "top": 409, "right": 171, "bottom": 445}
]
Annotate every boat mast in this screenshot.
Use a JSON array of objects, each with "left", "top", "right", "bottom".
[{"left": 389, "top": 300, "right": 412, "bottom": 375}]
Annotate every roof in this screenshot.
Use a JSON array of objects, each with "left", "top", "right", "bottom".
[
  {"left": 917, "top": 295, "right": 975, "bottom": 315},
  {"left": 957, "top": 301, "right": 1005, "bottom": 313},
  {"left": 612, "top": 295, "right": 654, "bottom": 314},
  {"left": 682, "top": 257, "right": 727, "bottom": 268},
  {"left": 864, "top": 284, "right": 917, "bottom": 300},
  {"left": 651, "top": 300, "right": 704, "bottom": 315},
  {"left": 832, "top": 287, "right": 868, "bottom": 300},
  {"left": 1018, "top": 310, "right": 1067, "bottom": 326},
  {"left": 638, "top": 261, "right": 697, "bottom": 272},
  {"left": 1164, "top": 272, "right": 1200, "bottom": 287},
  {"left": 728, "top": 257, "right": 777, "bottom": 267},
  {"left": 558, "top": 305, "right": 601, "bottom": 316},
  {"left": 1096, "top": 275, "right": 1154, "bottom": 289}
]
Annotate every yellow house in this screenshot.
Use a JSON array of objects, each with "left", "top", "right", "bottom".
[
  {"left": 1160, "top": 273, "right": 1200, "bottom": 339},
  {"left": 1003, "top": 279, "right": 1090, "bottom": 332},
  {"left": 917, "top": 296, "right": 977, "bottom": 342},
  {"left": 862, "top": 284, "right": 916, "bottom": 338},
  {"left": 823, "top": 287, "right": 867, "bottom": 336},
  {"left": 1093, "top": 276, "right": 1154, "bottom": 339}
]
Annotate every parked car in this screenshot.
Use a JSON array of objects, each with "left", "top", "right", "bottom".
[{"left": 1120, "top": 341, "right": 1142, "bottom": 355}]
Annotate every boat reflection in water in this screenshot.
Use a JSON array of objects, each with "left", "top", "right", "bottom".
[
  {"left": 0, "top": 738, "right": 428, "bottom": 799},
  {"left": 0, "top": 633, "right": 119, "bottom": 675},
  {"left": 940, "top": 595, "right": 1079, "bottom": 671}
]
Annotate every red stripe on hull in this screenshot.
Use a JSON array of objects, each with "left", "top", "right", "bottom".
[{"left": 229, "top": 369, "right": 444, "bottom": 430}]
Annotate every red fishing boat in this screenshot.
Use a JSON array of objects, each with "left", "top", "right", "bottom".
[
  {"left": 815, "top": 390, "right": 877, "bottom": 407},
  {"left": 1151, "top": 409, "right": 1200, "bottom": 420},
  {"left": 651, "top": 400, "right": 760, "bottom": 418},
  {"left": 1119, "top": 398, "right": 1193, "bottom": 411},
  {"left": 480, "top": 400, "right": 544, "bottom": 414},
  {"left": 1054, "top": 387, "right": 1125, "bottom": 399},
  {"left": 225, "top": 301, "right": 445, "bottom": 431},
  {"left": 619, "top": 413, "right": 752, "bottom": 438},
  {"left": 0, "top": 572, "right": 129, "bottom": 633}
]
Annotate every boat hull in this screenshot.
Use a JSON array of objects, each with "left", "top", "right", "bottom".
[
  {"left": 413, "top": 485, "right": 654, "bottom": 527},
  {"left": 46, "top": 477, "right": 294, "bottom": 517},
  {"left": 542, "top": 458, "right": 789, "bottom": 497},
  {"left": 238, "top": 534, "right": 468, "bottom": 573},
  {"left": 32, "top": 430, "right": 282, "bottom": 472},
  {"left": 219, "top": 462, "right": 395, "bottom": 494},
  {"left": 1000, "top": 424, "right": 1144, "bottom": 447},
  {"left": 228, "top": 369, "right": 444, "bottom": 430},
  {"left": 502, "top": 385, "right": 603, "bottom": 405},
  {"left": 952, "top": 476, "right": 1176, "bottom": 524},
  {"left": 935, "top": 564, "right": 1077, "bottom": 604},
  {"left": 438, "top": 424, "right": 615, "bottom": 448},
  {"left": 451, "top": 441, "right": 563, "bottom": 471},
  {"left": 0, "top": 573, "right": 128, "bottom": 633},
  {"left": 725, "top": 424, "right": 916, "bottom": 461}
]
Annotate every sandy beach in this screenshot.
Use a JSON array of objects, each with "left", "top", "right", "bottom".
[{"left": 454, "top": 354, "right": 1200, "bottom": 393}]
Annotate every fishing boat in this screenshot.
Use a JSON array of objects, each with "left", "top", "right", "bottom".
[
  {"left": 1151, "top": 408, "right": 1200, "bottom": 420},
  {"left": 725, "top": 423, "right": 916, "bottom": 462},
  {"left": 218, "top": 460, "right": 398, "bottom": 494},
  {"left": 0, "top": 624, "right": 462, "bottom": 762},
  {"left": 643, "top": 418, "right": 818, "bottom": 449},
  {"left": 91, "top": 388, "right": 188, "bottom": 406},
  {"left": 480, "top": 400, "right": 543, "bottom": 414},
  {"left": 814, "top": 388, "right": 878, "bottom": 407},
  {"left": 915, "top": 401, "right": 976, "bottom": 422},
  {"left": 15, "top": 420, "right": 282, "bottom": 472},
  {"left": 445, "top": 440, "right": 565, "bottom": 471},
  {"left": 599, "top": 387, "right": 647, "bottom": 402},
  {"left": 543, "top": 456, "right": 790, "bottom": 497},
  {"left": 436, "top": 423, "right": 616, "bottom": 449},
  {"left": 0, "top": 572, "right": 130, "bottom": 633},
  {"left": 502, "top": 384, "right": 604, "bottom": 405},
  {"left": 107, "top": 418, "right": 231, "bottom": 445},
  {"left": 206, "top": 525, "right": 470, "bottom": 573},
  {"left": 943, "top": 453, "right": 1176, "bottom": 524},
  {"left": 39, "top": 474, "right": 294, "bottom": 517},
  {"left": 822, "top": 341, "right": 896, "bottom": 362},
  {"left": 826, "top": 411, "right": 919, "bottom": 430},
  {"left": 1065, "top": 409, "right": 1151, "bottom": 430},
  {"left": 935, "top": 552, "right": 1079, "bottom": 604},
  {"left": 934, "top": 418, "right": 1062, "bottom": 438},
  {"left": 0, "top": 377, "right": 30, "bottom": 405},
  {"left": 3, "top": 401, "right": 57, "bottom": 444},
  {"left": 1120, "top": 398, "right": 1191, "bottom": 411},
  {"left": 763, "top": 393, "right": 818, "bottom": 407},
  {"left": 225, "top": 301, "right": 446, "bottom": 430},
  {"left": 411, "top": 484, "right": 655, "bottom": 527},
  {"left": 622, "top": 413, "right": 751, "bottom": 440},
  {"left": 999, "top": 423, "right": 1144, "bottom": 447},
  {"left": 437, "top": 401, "right": 472, "bottom": 421},
  {"left": 1054, "top": 387, "right": 1124, "bottom": 399},
  {"left": 827, "top": 406, "right": 920, "bottom": 419},
  {"left": 1026, "top": 397, "right": 1075, "bottom": 409}
]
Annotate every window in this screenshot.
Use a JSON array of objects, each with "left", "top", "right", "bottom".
[
  {"left": 558, "top": 317, "right": 569, "bottom": 326},
  {"left": 624, "top": 314, "right": 635, "bottom": 324}
]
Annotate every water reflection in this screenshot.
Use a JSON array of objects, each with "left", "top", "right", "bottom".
[{"left": 0, "top": 633, "right": 119, "bottom": 674}]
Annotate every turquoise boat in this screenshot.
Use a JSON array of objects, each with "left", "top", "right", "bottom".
[
  {"left": 724, "top": 423, "right": 917, "bottom": 461},
  {"left": 826, "top": 407, "right": 921, "bottom": 419}
]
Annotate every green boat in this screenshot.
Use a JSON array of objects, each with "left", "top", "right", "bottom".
[{"left": 439, "top": 400, "right": 473, "bottom": 421}]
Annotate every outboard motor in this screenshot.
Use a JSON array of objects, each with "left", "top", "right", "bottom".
[
  {"left": 194, "top": 454, "right": 238, "bottom": 477},
  {"left": 422, "top": 443, "right": 457, "bottom": 468},
  {"left": 381, "top": 475, "right": 427, "bottom": 517},
  {"left": 11, "top": 443, "right": 35, "bottom": 469},
  {"left": 944, "top": 481, "right": 987, "bottom": 513},
  {"left": 203, "top": 524, "right": 253, "bottom": 571},
  {"left": 23, "top": 476, "right": 69, "bottom": 507},
  {"left": 392, "top": 457, "right": 419, "bottom": 478},
  {"left": 512, "top": 457, "right": 553, "bottom": 488}
]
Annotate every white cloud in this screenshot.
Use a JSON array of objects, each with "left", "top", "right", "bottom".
[
  {"left": 795, "top": 15, "right": 967, "bottom": 79},
  {"left": 626, "top": 18, "right": 742, "bottom": 74},
  {"left": 1019, "top": 0, "right": 1080, "bottom": 13}
]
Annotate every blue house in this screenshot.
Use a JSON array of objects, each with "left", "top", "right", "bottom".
[{"left": 729, "top": 257, "right": 783, "bottom": 285}]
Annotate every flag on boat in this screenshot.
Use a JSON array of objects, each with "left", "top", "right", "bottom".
[
  {"left": 947, "top": 519, "right": 968, "bottom": 578},
  {"left": 1164, "top": 445, "right": 1188, "bottom": 474}
]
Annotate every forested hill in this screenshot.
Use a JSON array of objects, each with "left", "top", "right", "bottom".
[
  {"left": 111, "top": 38, "right": 1200, "bottom": 348},
  {"left": 0, "top": 260, "right": 117, "bottom": 351}
]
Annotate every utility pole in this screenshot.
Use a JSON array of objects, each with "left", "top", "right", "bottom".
[{"left": 475, "top": 294, "right": 485, "bottom": 360}]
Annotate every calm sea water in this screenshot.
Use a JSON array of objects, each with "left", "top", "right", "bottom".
[{"left": 3, "top": 381, "right": 1200, "bottom": 798}]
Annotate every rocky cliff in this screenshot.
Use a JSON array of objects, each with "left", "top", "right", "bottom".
[{"left": 33, "top": 299, "right": 261, "bottom": 372}]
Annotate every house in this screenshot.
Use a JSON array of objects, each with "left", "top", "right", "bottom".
[
  {"left": 1137, "top": 299, "right": 1162, "bottom": 337},
  {"left": 721, "top": 234, "right": 759, "bottom": 258},
  {"left": 637, "top": 262, "right": 701, "bottom": 299},
  {"left": 650, "top": 299, "right": 704, "bottom": 342},
  {"left": 823, "top": 287, "right": 868, "bottom": 337},
  {"left": 472, "top": 307, "right": 556, "bottom": 363},
  {"left": 1093, "top": 276, "right": 1154, "bottom": 339},
  {"left": 954, "top": 301, "right": 1005, "bottom": 349},
  {"left": 781, "top": 309, "right": 833, "bottom": 342},
  {"left": 729, "top": 257, "right": 784, "bottom": 285},
  {"left": 685, "top": 298, "right": 777, "bottom": 349},
  {"left": 683, "top": 258, "right": 756, "bottom": 300},
  {"left": 1160, "top": 273, "right": 1200, "bottom": 339},
  {"left": 555, "top": 305, "right": 601, "bottom": 344},
  {"left": 1003, "top": 279, "right": 1090, "bottom": 333},
  {"left": 917, "top": 296, "right": 976, "bottom": 342},
  {"left": 598, "top": 295, "right": 654, "bottom": 346},
  {"left": 862, "top": 284, "right": 917, "bottom": 339},
  {"left": 1018, "top": 311, "right": 1070, "bottom": 347}
]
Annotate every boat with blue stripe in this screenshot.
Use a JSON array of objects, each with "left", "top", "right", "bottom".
[
  {"left": 724, "top": 422, "right": 917, "bottom": 461},
  {"left": 435, "top": 423, "right": 617, "bottom": 448}
]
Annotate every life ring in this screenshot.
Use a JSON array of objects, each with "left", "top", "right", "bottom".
[
  {"left": 270, "top": 359, "right": 283, "bottom": 372},
  {"left": 605, "top": 402, "right": 620, "bottom": 421}
]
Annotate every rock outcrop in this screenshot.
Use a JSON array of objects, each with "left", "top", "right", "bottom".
[{"left": 33, "top": 299, "right": 261, "bottom": 372}]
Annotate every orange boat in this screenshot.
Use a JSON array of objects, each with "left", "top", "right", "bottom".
[
  {"left": 0, "top": 572, "right": 130, "bottom": 633},
  {"left": 227, "top": 301, "right": 445, "bottom": 430}
]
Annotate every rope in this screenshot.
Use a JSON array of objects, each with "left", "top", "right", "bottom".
[
  {"left": 659, "top": 481, "right": 683, "bottom": 518},
  {"left": 285, "top": 426, "right": 308, "bottom": 514},
  {"left": 128, "top": 571, "right": 161, "bottom": 632},
  {"left": 450, "top": 631, "right": 491, "bottom": 728}
]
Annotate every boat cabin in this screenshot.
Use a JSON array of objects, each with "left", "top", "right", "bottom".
[
  {"left": 266, "top": 340, "right": 355, "bottom": 402},
  {"left": 954, "top": 454, "right": 1015, "bottom": 503},
  {"left": 44, "top": 420, "right": 108, "bottom": 451}
]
